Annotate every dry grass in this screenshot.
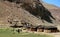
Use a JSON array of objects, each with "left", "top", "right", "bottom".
[{"left": 0, "top": 28, "right": 53, "bottom": 37}]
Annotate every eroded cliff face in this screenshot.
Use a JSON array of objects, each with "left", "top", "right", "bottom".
[{"left": 0, "top": 0, "right": 60, "bottom": 28}]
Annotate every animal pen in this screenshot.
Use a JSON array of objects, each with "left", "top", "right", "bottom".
[{"left": 25, "top": 25, "right": 59, "bottom": 33}]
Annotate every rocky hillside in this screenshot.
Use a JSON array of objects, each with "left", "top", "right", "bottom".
[{"left": 0, "top": 0, "right": 60, "bottom": 28}]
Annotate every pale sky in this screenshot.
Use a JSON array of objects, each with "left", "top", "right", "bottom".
[{"left": 42, "top": 0, "right": 60, "bottom": 7}]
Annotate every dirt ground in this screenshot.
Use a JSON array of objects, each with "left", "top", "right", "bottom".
[{"left": 29, "top": 32, "right": 60, "bottom": 37}]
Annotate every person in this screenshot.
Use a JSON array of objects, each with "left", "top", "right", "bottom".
[
  {"left": 17, "top": 29, "right": 20, "bottom": 33},
  {"left": 17, "top": 29, "right": 22, "bottom": 33}
]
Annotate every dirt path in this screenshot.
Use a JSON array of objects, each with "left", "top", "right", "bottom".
[
  {"left": 32, "top": 32, "right": 60, "bottom": 37},
  {"left": 51, "top": 33, "right": 60, "bottom": 37},
  {"left": 43, "top": 33, "right": 60, "bottom": 37}
]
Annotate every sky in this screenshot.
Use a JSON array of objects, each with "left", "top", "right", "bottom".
[{"left": 42, "top": 0, "right": 60, "bottom": 7}]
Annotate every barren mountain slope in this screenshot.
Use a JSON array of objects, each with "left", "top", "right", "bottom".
[
  {"left": 42, "top": 2, "right": 60, "bottom": 23},
  {"left": 0, "top": 1, "right": 43, "bottom": 27},
  {"left": 0, "top": 0, "right": 60, "bottom": 28}
]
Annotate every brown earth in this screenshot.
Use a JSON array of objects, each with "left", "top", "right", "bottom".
[{"left": 0, "top": 0, "right": 60, "bottom": 29}]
